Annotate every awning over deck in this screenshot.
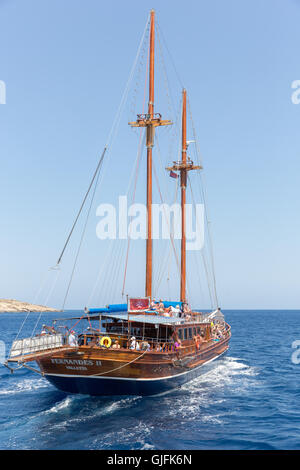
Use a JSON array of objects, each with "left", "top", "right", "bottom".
[
  {"left": 100, "top": 312, "right": 185, "bottom": 326},
  {"left": 52, "top": 311, "right": 185, "bottom": 325}
]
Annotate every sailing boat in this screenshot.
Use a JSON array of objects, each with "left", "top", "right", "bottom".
[{"left": 5, "top": 10, "right": 231, "bottom": 396}]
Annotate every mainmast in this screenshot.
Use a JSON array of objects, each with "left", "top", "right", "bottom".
[
  {"left": 166, "top": 89, "right": 202, "bottom": 303},
  {"left": 146, "top": 9, "right": 155, "bottom": 300},
  {"left": 180, "top": 89, "right": 187, "bottom": 302},
  {"left": 129, "top": 9, "right": 172, "bottom": 299}
]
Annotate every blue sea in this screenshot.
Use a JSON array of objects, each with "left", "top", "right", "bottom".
[{"left": 0, "top": 310, "right": 299, "bottom": 450}]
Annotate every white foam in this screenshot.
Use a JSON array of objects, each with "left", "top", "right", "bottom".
[
  {"left": 181, "top": 356, "right": 258, "bottom": 390},
  {"left": 45, "top": 395, "right": 142, "bottom": 431},
  {"left": 160, "top": 356, "right": 260, "bottom": 424},
  {"left": 0, "top": 378, "right": 50, "bottom": 396},
  {"left": 44, "top": 396, "right": 74, "bottom": 414},
  {"left": 90, "top": 421, "right": 154, "bottom": 450}
]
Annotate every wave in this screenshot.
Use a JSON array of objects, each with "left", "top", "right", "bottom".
[
  {"left": 0, "top": 377, "right": 50, "bottom": 396},
  {"left": 89, "top": 421, "right": 155, "bottom": 450},
  {"left": 159, "top": 356, "right": 260, "bottom": 424},
  {"left": 35, "top": 394, "right": 142, "bottom": 433},
  {"left": 182, "top": 356, "right": 259, "bottom": 391}
]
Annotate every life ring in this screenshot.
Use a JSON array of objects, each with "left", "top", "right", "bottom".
[{"left": 100, "top": 336, "right": 112, "bottom": 348}]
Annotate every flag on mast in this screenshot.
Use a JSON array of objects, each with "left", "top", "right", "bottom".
[{"left": 169, "top": 170, "right": 178, "bottom": 179}]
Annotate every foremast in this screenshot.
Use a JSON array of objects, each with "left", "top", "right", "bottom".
[{"left": 129, "top": 9, "right": 172, "bottom": 299}]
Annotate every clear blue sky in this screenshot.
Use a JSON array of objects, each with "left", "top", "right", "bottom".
[{"left": 0, "top": 0, "right": 299, "bottom": 309}]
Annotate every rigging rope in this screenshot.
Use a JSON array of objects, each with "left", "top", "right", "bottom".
[
  {"left": 56, "top": 13, "right": 151, "bottom": 269},
  {"left": 188, "top": 174, "right": 215, "bottom": 309},
  {"left": 152, "top": 159, "right": 181, "bottom": 277},
  {"left": 58, "top": 14, "right": 151, "bottom": 308},
  {"left": 156, "top": 20, "right": 184, "bottom": 89},
  {"left": 152, "top": 136, "right": 180, "bottom": 297},
  {"left": 121, "top": 37, "right": 150, "bottom": 298},
  {"left": 10, "top": 14, "right": 151, "bottom": 346},
  {"left": 31, "top": 266, "right": 61, "bottom": 337},
  {"left": 121, "top": 132, "right": 145, "bottom": 297},
  {"left": 90, "top": 349, "right": 148, "bottom": 377},
  {"left": 56, "top": 147, "right": 107, "bottom": 267},
  {"left": 60, "top": 158, "right": 103, "bottom": 311},
  {"left": 187, "top": 97, "right": 219, "bottom": 307}
]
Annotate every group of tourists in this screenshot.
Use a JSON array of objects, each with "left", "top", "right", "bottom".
[
  {"left": 129, "top": 336, "right": 151, "bottom": 351},
  {"left": 149, "top": 299, "right": 192, "bottom": 318},
  {"left": 211, "top": 323, "right": 225, "bottom": 341}
]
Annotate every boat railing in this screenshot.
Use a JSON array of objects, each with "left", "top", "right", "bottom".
[
  {"left": 81, "top": 332, "right": 176, "bottom": 352},
  {"left": 9, "top": 333, "right": 65, "bottom": 358}
]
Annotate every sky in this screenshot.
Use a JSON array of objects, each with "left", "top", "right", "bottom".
[{"left": 0, "top": 0, "right": 299, "bottom": 310}]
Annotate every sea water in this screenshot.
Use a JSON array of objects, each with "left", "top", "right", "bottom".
[{"left": 0, "top": 310, "right": 299, "bottom": 450}]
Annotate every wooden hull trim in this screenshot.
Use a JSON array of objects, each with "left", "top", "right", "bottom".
[{"left": 43, "top": 349, "right": 228, "bottom": 396}]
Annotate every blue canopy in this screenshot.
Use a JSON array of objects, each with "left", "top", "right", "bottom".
[
  {"left": 88, "top": 303, "right": 127, "bottom": 314},
  {"left": 162, "top": 301, "right": 182, "bottom": 308},
  {"left": 88, "top": 301, "right": 182, "bottom": 314}
]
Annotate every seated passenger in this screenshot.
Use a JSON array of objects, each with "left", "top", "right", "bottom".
[
  {"left": 112, "top": 340, "right": 121, "bottom": 349},
  {"left": 216, "top": 327, "right": 224, "bottom": 339},
  {"left": 150, "top": 299, "right": 158, "bottom": 310},
  {"left": 141, "top": 340, "right": 149, "bottom": 350},
  {"left": 183, "top": 302, "right": 191, "bottom": 314},
  {"left": 201, "top": 333, "right": 207, "bottom": 343},
  {"left": 129, "top": 336, "right": 136, "bottom": 349},
  {"left": 169, "top": 305, "right": 181, "bottom": 317}
]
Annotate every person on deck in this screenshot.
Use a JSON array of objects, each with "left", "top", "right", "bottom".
[
  {"left": 168, "top": 305, "right": 181, "bottom": 317},
  {"left": 141, "top": 340, "right": 150, "bottom": 351},
  {"left": 68, "top": 330, "right": 77, "bottom": 347},
  {"left": 41, "top": 325, "right": 47, "bottom": 335},
  {"left": 183, "top": 302, "right": 191, "bottom": 314}
]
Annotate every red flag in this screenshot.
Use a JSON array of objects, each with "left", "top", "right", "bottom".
[
  {"left": 169, "top": 170, "right": 178, "bottom": 179},
  {"left": 128, "top": 298, "right": 150, "bottom": 312}
]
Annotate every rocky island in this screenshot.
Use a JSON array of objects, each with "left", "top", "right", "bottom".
[{"left": 0, "top": 299, "right": 58, "bottom": 313}]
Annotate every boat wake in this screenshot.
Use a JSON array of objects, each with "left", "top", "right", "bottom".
[
  {"left": 162, "top": 356, "right": 259, "bottom": 425},
  {"left": 0, "top": 356, "right": 261, "bottom": 450},
  {"left": 0, "top": 377, "right": 50, "bottom": 396},
  {"left": 182, "top": 356, "right": 258, "bottom": 391},
  {"left": 37, "top": 394, "right": 143, "bottom": 432}
]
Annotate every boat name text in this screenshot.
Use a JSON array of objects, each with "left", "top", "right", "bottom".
[{"left": 50, "top": 358, "right": 102, "bottom": 366}]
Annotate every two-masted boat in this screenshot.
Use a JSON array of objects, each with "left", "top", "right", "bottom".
[{"left": 5, "top": 10, "right": 231, "bottom": 396}]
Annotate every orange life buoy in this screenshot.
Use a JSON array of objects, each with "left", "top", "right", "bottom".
[{"left": 100, "top": 336, "right": 112, "bottom": 348}]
